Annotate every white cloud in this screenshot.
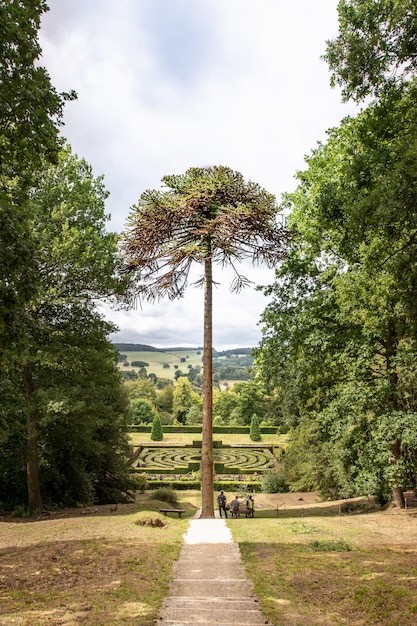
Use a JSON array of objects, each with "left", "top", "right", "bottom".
[{"left": 39, "top": 0, "right": 358, "bottom": 349}]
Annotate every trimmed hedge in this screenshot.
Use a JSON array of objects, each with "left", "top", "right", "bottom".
[
  {"left": 147, "top": 480, "right": 201, "bottom": 490},
  {"left": 214, "top": 480, "right": 262, "bottom": 493},
  {"left": 128, "top": 424, "right": 278, "bottom": 434},
  {"left": 145, "top": 480, "right": 263, "bottom": 492}
]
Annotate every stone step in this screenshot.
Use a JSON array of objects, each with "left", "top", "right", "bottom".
[
  {"left": 168, "top": 578, "right": 254, "bottom": 597},
  {"left": 160, "top": 605, "right": 267, "bottom": 624},
  {"left": 164, "top": 596, "right": 261, "bottom": 608},
  {"left": 157, "top": 518, "right": 269, "bottom": 626}
]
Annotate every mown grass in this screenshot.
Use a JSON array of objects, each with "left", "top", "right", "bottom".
[
  {"left": 119, "top": 349, "right": 203, "bottom": 380},
  {"left": 229, "top": 512, "right": 417, "bottom": 625},
  {"left": 0, "top": 493, "right": 197, "bottom": 626},
  {"left": 3, "top": 492, "right": 417, "bottom": 625},
  {"left": 129, "top": 431, "right": 287, "bottom": 446}
]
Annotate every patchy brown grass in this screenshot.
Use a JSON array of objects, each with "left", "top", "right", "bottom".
[
  {"left": 0, "top": 495, "right": 196, "bottom": 626},
  {"left": 2, "top": 491, "right": 417, "bottom": 625},
  {"left": 230, "top": 492, "right": 417, "bottom": 625}
]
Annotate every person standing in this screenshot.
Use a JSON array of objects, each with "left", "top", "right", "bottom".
[{"left": 217, "top": 490, "right": 228, "bottom": 518}]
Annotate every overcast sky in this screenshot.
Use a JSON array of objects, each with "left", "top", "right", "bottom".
[{"left": 39, "top": 0, "right": 357, "bottom": 349}]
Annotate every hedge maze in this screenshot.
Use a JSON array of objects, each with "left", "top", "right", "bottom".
[{"left": 134, "top": 444, "right": 277, "bottom": 476}]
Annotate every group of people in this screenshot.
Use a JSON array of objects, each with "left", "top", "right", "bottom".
[{"left": 217, "top": 490, "right": 255, "bottom": 518}]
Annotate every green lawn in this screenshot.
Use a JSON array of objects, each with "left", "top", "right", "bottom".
[{"left": 129, "top": 431, "right": 287, "bottom": 446}]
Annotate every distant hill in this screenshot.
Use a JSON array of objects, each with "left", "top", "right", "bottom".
[
  {"left": 113, "top": 343, "right": 252, "bottom": 354},
  {"left": 113, "top": 343, "right": 162, "bottom": 353}
]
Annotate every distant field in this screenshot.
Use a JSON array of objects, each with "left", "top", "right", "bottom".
[{"left": 119, "top": 349, "right": 203, "bottom": 380}]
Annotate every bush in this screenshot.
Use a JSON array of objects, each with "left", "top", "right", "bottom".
[
  {"left": 151, "top": 415, "right": 163, "bottom": 441},
  {"left": 152, "top": 487, "right": 178, "bottom": 504},
  {"left": 148, "top": 480, "right": 201, "bottom": 491},
  {"left": 134, "top": 473, "right": 149, "bottom": 493},
  {"left": 261, "top": 470, "right": 288, "bottom": 493},
  {"left": 250, "top": 414, "right": 262, "bottom": 441}
]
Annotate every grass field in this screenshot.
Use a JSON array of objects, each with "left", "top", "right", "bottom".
[
  {"left": 2, "top": 492, "right": 417, "bottom": 625},
  {"left": 119, "top": 349, "right": 203, "bottom": 380},
  {"left": 129, "top": 431, "right": 287, "bottom": 446},
  {"left": 231, "top": 497, "right": 417, "bottom": 625}
]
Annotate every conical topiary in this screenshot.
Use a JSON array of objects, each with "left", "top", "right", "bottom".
[
  {"left": 249, "top": 414, "right": 262, "bottom": 442},
  {"left": 151, "top": 414, "right": 163, "bottom": 441}
]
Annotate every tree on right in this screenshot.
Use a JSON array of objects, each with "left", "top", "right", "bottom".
[{"left": 256, "top": 0, "right": 417, "bottom": 508}]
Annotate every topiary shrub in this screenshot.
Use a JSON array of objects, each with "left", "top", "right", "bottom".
[
  {"left": 151, "top": 414, "right": 163, "bottom": 441},
  {"left": 249, "top": 414, "right": 262, "bottom": 441}
]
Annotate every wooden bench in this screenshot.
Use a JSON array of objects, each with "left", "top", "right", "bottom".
[
  {"left": 159, "top": 508, "right": 186, "bottom": 518},
  {"left": 231, "top": 507, "right": 255, "bottom": 518}
]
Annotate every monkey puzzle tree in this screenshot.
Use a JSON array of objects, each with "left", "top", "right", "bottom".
[{"left": 122, "top": 166, "right": 288, "bottom": 517}]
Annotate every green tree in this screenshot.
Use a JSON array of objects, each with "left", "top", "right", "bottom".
[
  {"left": 257, "top": 85, "right": 417, "bottom": 507},
  {"left": 173, "top": 377, "right": 201, "bottom": 424},
  {"left": 128, "top": 398, "right": 157, "bottom": 424},
  {"left": 0, "top": 0, "right": 75, "bottom": 346},
  {"left": 249, "top": 414, "right": 262, "bottom": 442},
  {"left": 213, "top": 388, "right": 239, "bottom": 424},
  {"left": 0, "top": 310, "right": 133, "bottom": 509},
  {"left": 233, "top": 380, "right": 267, "bottom": 426},
  {"left": 186, "top": 405, "right": 203, "bottom": 425},
  {"left": 122, "top": 166, "right": 288, "bottom": 517},
  {"left": 324, "top": 0, "right": 417, "bottom": 101},
  {"left": 3, "top": 147, "right": 127, "bottom": 512},
  {"left": 125, "top": 377, "right": 157, "bottom": 404},
  {"left": 150, "top": 414, "right": 163, "bottom": 441},
  {"left": 155, "top": 383, "right": 174, "bottom": 414}
]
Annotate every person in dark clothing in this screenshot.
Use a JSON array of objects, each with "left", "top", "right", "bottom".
[{"left": 217, "top": 490, "right": 228, "bottom": 518}]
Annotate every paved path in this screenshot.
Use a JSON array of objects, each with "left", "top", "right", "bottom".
[{"left": 157, "top": 517, "right": 269, "bottom": 625}]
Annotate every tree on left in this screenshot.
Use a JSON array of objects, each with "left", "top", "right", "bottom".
[{"left": 0, "top": 3, "right": 130, "bottom": 513}]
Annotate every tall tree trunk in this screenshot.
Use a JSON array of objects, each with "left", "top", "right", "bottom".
[
  {"left": 22, "top": 364, "right": 43, "bottom": 513},
  {"left": 386, "top": 319, "right": 405, "bottom": 509},
  {"left": 389, "top": 440, "right": 406, "bottom": 509},
  {"left": 200, "top": 255, "right": 214, "bottom": 518}
]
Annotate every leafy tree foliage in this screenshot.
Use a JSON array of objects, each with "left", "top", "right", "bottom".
[
  {"left": 155, "top": 383, "right": 174, "bottom": 414},
  {"left": 173, "top": 377, "right": 201, "bottom": 424},
  {"left": 128, "top": 397, "right": 158, "bottom": 424},
  {"left": 212, "top": 381, "right": 272, "bottom": 426},
  {"left": 0, "top": 311, "right": 133, "bottom": 509},
  {"left": 257, "top": 80, "right": 417, "bottom": 506},
  {"left": 0, "top": 0, "right": 75, "bottom": 346},
  {"left": 249, "top": 414, "right": 262, "bottom": 442},
  {"left": 1, "top": 147, "right": 129, "bottom": 511},
  {"left": 324, "top": 0, "right": 417, "bottom": 101}
]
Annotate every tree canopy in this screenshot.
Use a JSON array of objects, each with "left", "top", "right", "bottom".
[
  {"left": 0, "top": 0, "right": 75, "bottom": 346},
  {"left": 123, "top": 166, "right": 287, "bottom": 300},
  {"left": 324, "top": 0, "right": 417, "bottom": 101},
  {"left": 0, "top": 147, "right": 132, "bottom": 511},
  {"left": 256, "top": 79, "right": 417, "bottom": 506}
]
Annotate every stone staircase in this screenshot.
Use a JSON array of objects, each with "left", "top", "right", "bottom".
[{"left": 157, "top": 519, "right": 269, "bottom": 625}]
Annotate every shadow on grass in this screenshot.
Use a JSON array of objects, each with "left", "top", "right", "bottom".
[
  {"left": 0, "top": 496, "right": 199, "bottom": 523},
  {"left": 250, "top": 500, "right": 381, "bottom": 519},
  {"left": 238, "top": 540, "right": 417, "bottom": 626}
]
